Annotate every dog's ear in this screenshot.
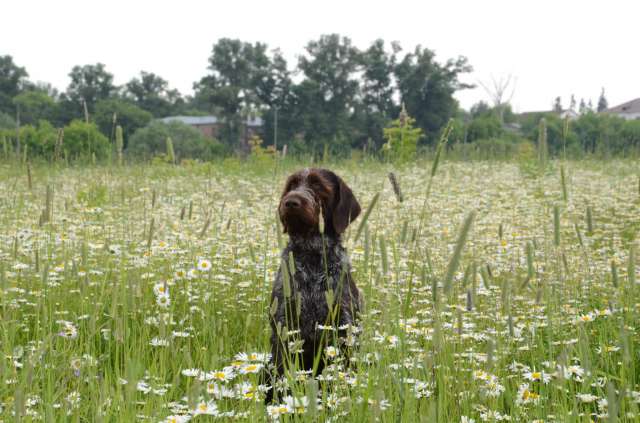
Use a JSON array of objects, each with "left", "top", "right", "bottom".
[{"left": 322, "top": 170, "right": 361, "bottom": 234}]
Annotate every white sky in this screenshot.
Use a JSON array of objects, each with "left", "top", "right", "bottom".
[{"left": 1, "top": 0, "right": 637, "bottom": 112}]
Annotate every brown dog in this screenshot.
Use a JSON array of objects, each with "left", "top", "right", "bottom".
[{"left": 265, "top": 168, "right": 362, "bottom": 402}]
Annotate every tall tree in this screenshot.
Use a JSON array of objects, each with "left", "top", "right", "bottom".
[
  {"left": 12, "top": 89, "right": 57, "bottom": 125},
  {"left": 253, "top": 49, "right": 293, "bottom": 147},
  {"left": 569, "top": 94, "right": 576, "bottom": 112},
  {"left": 553, "top": 96, "right": 563, "bottom": 113},
  {"left": 597, "top": 87, "right": 608, "bottom": 112},
  {"left": 125, "top": 71, "right": 183, "bottom": 117},
  {"left": 395, "top": 46, "right": 472, "bottom": 142},
  {"left": 66, "top": 63, "right": 115, "bottom": 115},
  {"left": 579, "top": 98, "right": 587, "bottom": 114},
  {"left": 358, "top": 39, "right": 400, "bottom": 148},
  {"left": 194, "top": 38, "right": 270, "bottom": 146},
  {"left": 296, "top": 34, "right": 361, "bottom": 152},
  {"left": 0, "top": 55, "right": 29, "bottom": 115}
]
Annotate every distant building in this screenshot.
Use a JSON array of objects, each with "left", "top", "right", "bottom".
[
  {"left": 605, "top": 98, "right": 640, "bottom": 120},
  {"left": 518, "top": 109, "right": 579, "bottom": 121},
  {"left": 158, "top": 115, "right": 264, "bottom": 142}
]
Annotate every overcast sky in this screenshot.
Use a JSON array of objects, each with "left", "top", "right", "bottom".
[{"left": 2, "top": 0, "right": 637, "bottom": 112}]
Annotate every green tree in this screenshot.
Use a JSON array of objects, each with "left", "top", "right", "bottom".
[
  {"left": 295, "top": 34, "right": 361, "bottom": 153},
  {"left": 357, "top": 39, "right": 400, "bottom": 148},
  {"left": 127, "top": 121, "right": 224, "bottom": 160},
  {"left": 12, "top": 90, "right": 57, "bottom": 125},
  {"left": 0, "top": 112, "right": 16, "bottom": 130},
  {"left": 193, "top": 39, "right": 270, "bottom": 147},
  {"left": 66, "top": 63, "right": 115, "bottom": 114},
  {"left": 94, "top": 98, "right": 152, "bottom": 147},
  {"left": 60, "top": 120, "right": 111, "bottom": 160},
  {"left": 395, "top": 46, "right": 472, "bottom": 142},
  {"left": 124, "top": 71, "right": 183, "bottom": 117},
  {"left": 553, "top": 96, "right": 563, "bottom": 113},
  {"left": 466, "top": 114, "right": 503, "bottom": 142},
  {"left": 597, "top": 88, "right": 608, "bottom": 112},
  {"left": 0, "top": 55, "right": 29, "bottom": 115}
]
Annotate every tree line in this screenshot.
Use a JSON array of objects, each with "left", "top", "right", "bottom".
[
  {"left": 0, "top": 35, "right": 472, "bottom": 159},
  {"left": 1, "top": 35, "right": 639, "bottom": 162}
]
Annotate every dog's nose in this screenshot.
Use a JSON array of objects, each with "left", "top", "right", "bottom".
[{"left": 285, "top": 197, "right": 301, "bottom": 208}]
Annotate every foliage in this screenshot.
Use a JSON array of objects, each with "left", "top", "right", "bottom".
[
  {"left": 466, "top": 114, "right": 503, "bottom": 142},
  {"left": 124, "top": 71, "right": 184, "bottom": 117},
  {"left": 1, "top": 160, "right": 639, "bottom": 420},
  {"left": 66, "top": 63, "right": 115, "bottom": 114},
  {"left": 382, "top": 110, "right": 424, "bottom": 164},
  {"left": 127, "top": 121, "right": 225, "bottom": 160},
  {"left": 0, "top": 112, "right": 16, "bottom": 130},
  {"left": 12, "top": 89, "right": 57, "bottom": 125},
  {"left": 395, "top": 47, "right": 473, "bottom": 143},
  {"left": 94, "top": 98, "right": 152, "bottom": 147},
  {"left": 248, "top": 134, "right": 276, "bottom": 167},
  {"left": 61, "top": 120, "right": 111, "bottom": 160},
  {"left": 0, "top": 55, "right": 29, "bottom": 114}
]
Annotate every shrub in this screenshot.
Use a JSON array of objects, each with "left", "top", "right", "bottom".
[
  {"left": 62, "top": 120, "right": 111, "bottom": 160},
  {"left": 0, "top": 112, "right": 15, "bottom": 130},
  {"left": 451, "top": 137, "right": 534, "bottom": 160},
  {"left": 0, "top": 120, "right": 59, "bottom": 160},
  {"left": 94, "top": 99, "right": 152, "bottom": 147},
  {"left": 382, "top": 111, "right": 424, "bottom": 164},
  {"left": 127, "top": 121, "right": 225, "bottom": 161},
  {"left": 466, "top": 114, "right": 503, "bottom": 142}
]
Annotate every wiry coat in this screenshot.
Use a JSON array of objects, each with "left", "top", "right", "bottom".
[
  {"left": 270, "top": 234, "right": 361, "bottom": 374},
  {"left": 265, "top": 168, "right": 362, "bottom": 402}
]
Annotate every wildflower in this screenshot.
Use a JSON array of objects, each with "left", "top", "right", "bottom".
[
  {"left": 576, "top": 312, "right": 595, "bottom": 324},
  {"left": 576, "top": 393, "right": 598, "bottom": 403},
  {"left": 239, "top": 363, "right": 263, "bottom": 374},
  {"left": 181, "top": 368, "right": 201, "bottom": 377},
  {"left": 164, "top": 415, "right": 191, "bottom": 423},
  {"left": 192, "top": 400, "right": 218, "bottom": 416},
  {"left": 267, "top": 404, "right": 292, "bottom": 420},
  {"left": 150, "top": 337, "right": 170, "bottom": 347},
  {"left": 58, "top": 322, "right": 78, "bottom": 339},
  {"left": 154, "top": 282, "right": 169, "bottom": 296},
  {"left": 516, "top": 384, "right": 540, "bottom": 405},
  {"left": 284, "top": 396, "right": 309, "bottom": 414},
  {"left": 209, "top": 366, "right": 235, "bottom": 382},
  {"left": 325, "top": 346, "right": 339, "bottom": 359},
  {"left": 524, "top": 370, "right": 551, "bottom": 383},
  {"left": 156, "top": 293, "right": 171, "bottom": 308},
  {"left": 197, "top": 259, "right": 212, "bottom": 272}
]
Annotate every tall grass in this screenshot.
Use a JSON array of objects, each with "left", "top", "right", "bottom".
[{"left": 0, "top": 158, "right": 638, "bottom": 421}]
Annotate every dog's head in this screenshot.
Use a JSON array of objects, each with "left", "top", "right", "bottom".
[{"left": 279, "top": 168, "right": 361, "bottom": 237}]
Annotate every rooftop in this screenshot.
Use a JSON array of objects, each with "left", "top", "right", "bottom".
[
  {"left": 158, "top": 115, "right": 263, "bottom": 126},
  {"left": 606, "top": 98, "right": 640, "bottom": 115}
]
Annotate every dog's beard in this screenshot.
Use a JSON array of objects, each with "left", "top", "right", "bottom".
[{"left": 280, "top": 206, "right": 319, "bottom": 237}]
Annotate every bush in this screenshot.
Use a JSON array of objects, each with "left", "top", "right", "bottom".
[
  {"left": 466, "top": 114, "right": 503, "bottom": 142},
  {"left": 0, "top": 112, "right": 15, "bottom": 130},
  {"left": 94, "top": 99, "right": 152, "bottom": 147},
  {"left": 0, "top": 120, "right": 59, "bottom": 160},
  {"left": 451, "top": 137, "right": 534, "bottom": 160},
  {"left": 62, "top": 120, "right": 111, "bottom": 160},
  {"left": 127, "top": 121, "right": 225, "bottom": 161}
]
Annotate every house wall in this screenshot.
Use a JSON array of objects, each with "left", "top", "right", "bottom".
[
  {"left": 618, "top": 112, "right": 640, "bottom": 120},
  {"left": 193, "top": 124, "right": 220, "bottom": 138}
]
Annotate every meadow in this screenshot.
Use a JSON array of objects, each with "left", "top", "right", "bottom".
[{"left": 0, "top": 158, "right": 639, "bottom": 422}]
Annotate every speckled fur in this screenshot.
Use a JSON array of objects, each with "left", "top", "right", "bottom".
[
  {"left": 269, "top": 234, "right": 361, "bottom": 375},
  {"left": 265, "top": 169, "right": 362, "bottom": 402}
]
